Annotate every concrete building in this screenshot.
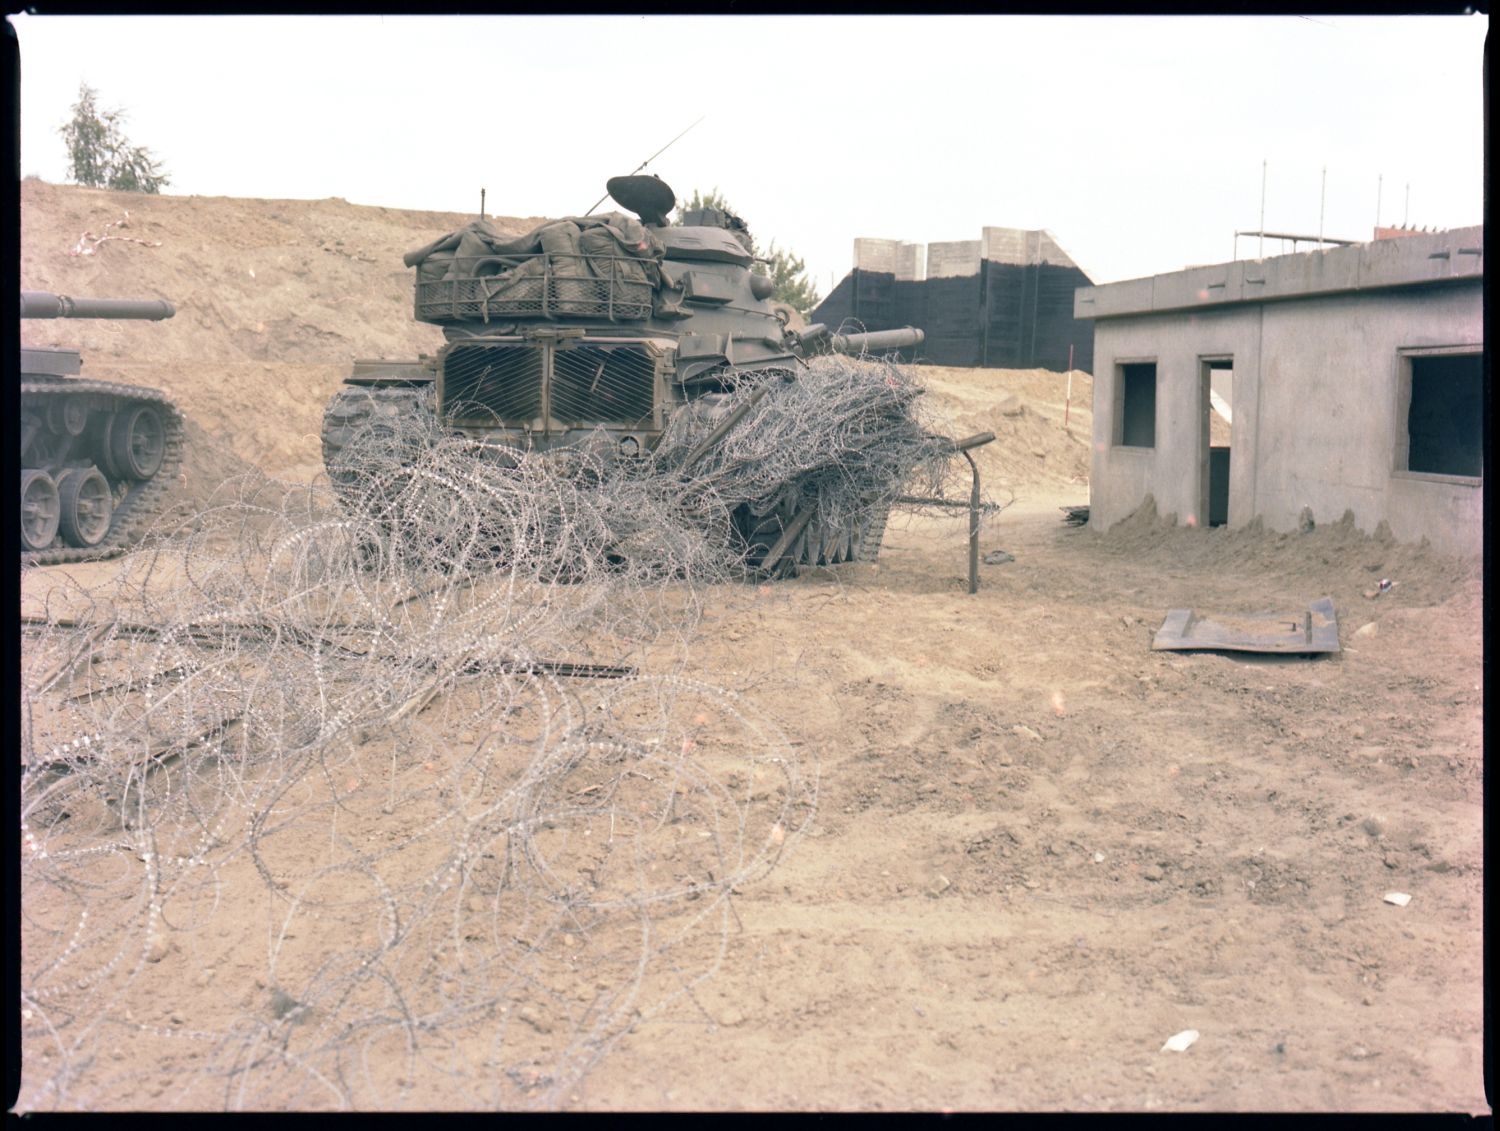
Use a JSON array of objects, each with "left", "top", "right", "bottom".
[{"left": 1075, "top": 226, "right": 1483, "bottom": 556}]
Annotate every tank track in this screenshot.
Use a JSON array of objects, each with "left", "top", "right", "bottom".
[
  {"left": 737, "top": 495, "right": 891, "bottom": 576},
  {"left": 320, "top": 383, "right": 434, "bottom": 501},
  {"left": 20, "top": 380, "right": 186, "bottom": 568},
  {"left": 855, "top": 500, "right": 892, "bottom": 562}
]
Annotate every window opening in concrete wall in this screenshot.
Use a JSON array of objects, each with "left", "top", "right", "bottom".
[
  {"left": 1199, "top": 358, "right": 1234, "bottom": 527},
  {"left": 1402, "top": 352, "right": 1483, "bottom": 478},
  {"left": 1116, "top": 362, "right": 1157, "bottom": 448}
]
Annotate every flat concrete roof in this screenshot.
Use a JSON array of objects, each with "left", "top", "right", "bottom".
[{"left": 1075, "top": 225, "right": 1483, "bottom": 320}]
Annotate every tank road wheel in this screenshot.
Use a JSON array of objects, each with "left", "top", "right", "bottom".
[
  {"left": 63, "top": 397, "right": 90, "bottom": 436},
  {"left": 58, "top": 467, "right": 114, "bottom": 548},
  {"left": 109, "top": 404, "right": 167, "bottom": 481},
  {"left": 20, "top": 470, "right": 61, "bottom": 552},
  {"left": 46, "top": 396, "right": 90, "bottom": 437}
]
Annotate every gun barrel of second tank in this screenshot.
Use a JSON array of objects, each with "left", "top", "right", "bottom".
[
  {"left": 21, "top": 291, "right": 176, "bottom": 321},
  {"left": 828, "top": 326, "right": 924, "bottom": 355}
]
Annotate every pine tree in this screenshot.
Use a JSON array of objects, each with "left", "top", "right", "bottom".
[{"left": 59, "top": 84, "right": 170, "bottom": 194}]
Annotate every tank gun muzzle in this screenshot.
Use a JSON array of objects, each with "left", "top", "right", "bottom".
[{"left": 22, "top": 291, "right": 176, "bottom": 321}]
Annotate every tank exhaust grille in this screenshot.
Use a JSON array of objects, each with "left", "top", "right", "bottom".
[
  {"left": 442, "top": 343, "right": 543, "bottom": 426},
  {"left": 551, "top": 343, "right": 656, "bottom": 429}
]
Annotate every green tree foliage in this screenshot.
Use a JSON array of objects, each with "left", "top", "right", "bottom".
[
  {"left": 676, "top": 187, "right": 821, "bottom": 316},
  {"left": 762, "top": 241, "right": 821, "bottom": 319},
  {"left": 59, "top": 84, "right": 171, "bottom": 194}
]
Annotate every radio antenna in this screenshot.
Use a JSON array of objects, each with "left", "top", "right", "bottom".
[{"left": 584, "top": 115, "right": 705, "bottom": 217}]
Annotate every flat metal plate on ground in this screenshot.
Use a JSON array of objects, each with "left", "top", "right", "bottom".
[{"left": 1151, "top": 596, "right": 1340, "bottom": 655}]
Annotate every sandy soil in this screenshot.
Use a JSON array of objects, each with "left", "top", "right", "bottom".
[{"left": 17, "top": 183, "right": 1486, "bottom": 1113}]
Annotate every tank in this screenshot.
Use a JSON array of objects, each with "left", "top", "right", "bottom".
[
  {"left": 20, "top": 290, "right": 185, "bottom": 565},
  {"left": 321, "top": 175, "right": 925, "bottom": 571}
]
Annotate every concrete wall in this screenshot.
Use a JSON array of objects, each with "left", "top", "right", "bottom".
[
  {"left": 896, "top": 242, "right": 925, "bottom": 282},
  {"left": 982, "top": 227, "right": 1077, "bottom": 269},
  {"left": 1087, "top": 280, "right": 1483, "bottom": 556},
  {"left": 853, "top": 239, "right": 926, "bottom": 281},
  {"left": 853, "top": 238, "right": 900, "bottom": 275},
  {"left": 927, "top": 240, "right": 982, "bottom": 279}
]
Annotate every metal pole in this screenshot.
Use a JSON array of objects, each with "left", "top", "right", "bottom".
[
  {"left": 1065, "top": 345, "right": 1074, "bottom": 430},
  {"left": 1259, "top": 160, "right": 1267, "bottom": 258},
  {"left": 1318, "top": 166, "right": 1326, "bottom": 248},
  {"left": 946, "top": 432, "right": 995, "bottom": 595},
  {"left": 966, "top": 451, "right": 981, "bottom": 596},
  {"left": 480, "top": 188, "right": 486, "bottom": 220}
]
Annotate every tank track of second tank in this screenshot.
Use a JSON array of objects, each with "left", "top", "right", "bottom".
[{"left": 21, "top": 379, "right": 186, "bottom": 568}]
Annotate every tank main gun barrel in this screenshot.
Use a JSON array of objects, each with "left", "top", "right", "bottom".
[
  {"left": 829, "top": 327, "right": 924, "bottom": 354},
  {"left": 21, "top": 291, "right": 176, "bottom": 321},
  {"left": 797, "top": 324, "right": 925, "bottom": 357}
]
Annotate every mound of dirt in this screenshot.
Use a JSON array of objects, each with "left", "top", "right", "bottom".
[
  {"left": 21, "top": 178, "right": 546, "bottom": 479},
  {"left": 911, "top": 364, "right": 1094, "bottom": 497},
  {"left": 1094, "top": 494, "right": 1480, "bottom": 610}
]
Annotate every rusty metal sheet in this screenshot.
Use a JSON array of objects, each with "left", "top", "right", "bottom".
[{"left": 1151, "top": 596, "right": 1340, "bottom": 655}]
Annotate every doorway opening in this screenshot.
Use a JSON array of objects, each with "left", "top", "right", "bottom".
[{"left": 1199, "top": 358, "right": 1234, "bottom": 527}]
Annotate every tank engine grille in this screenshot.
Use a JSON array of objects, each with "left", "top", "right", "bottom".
[
  {"left": 439, "top": 340, "right": 659, "bottom": 434},
  {"left": 551, "top": 343, "right": 656, "bottom": 429},
  {"left": 442, "top": 343, "right": 543, "bottom": 426}
]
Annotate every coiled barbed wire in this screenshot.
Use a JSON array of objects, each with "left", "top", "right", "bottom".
[{"left": 19, "top": 355, "right": 987, "bottom": 1110}]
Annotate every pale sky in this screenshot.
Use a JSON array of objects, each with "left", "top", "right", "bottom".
[{"left": 10, "top": 14, "right": 1488, "bottom": 296}]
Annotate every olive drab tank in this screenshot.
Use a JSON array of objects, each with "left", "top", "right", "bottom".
[
  {"left": 320, "top": 175, "right": 925, "bottom": 572},
  {"left": 20, "top": 291, "right": 186, "bottom": 564}
]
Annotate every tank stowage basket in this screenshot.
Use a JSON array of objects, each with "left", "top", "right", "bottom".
[{"left": 416, "top": 254, "right": 654, "bottom": 324}]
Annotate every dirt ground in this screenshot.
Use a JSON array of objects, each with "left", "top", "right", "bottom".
[
  {"left": 579, "top": 501, "right": 1486, "bottom": 1112},
  {"left": 17, "top": 183, "right": 1487, "bottom": 1113}
]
